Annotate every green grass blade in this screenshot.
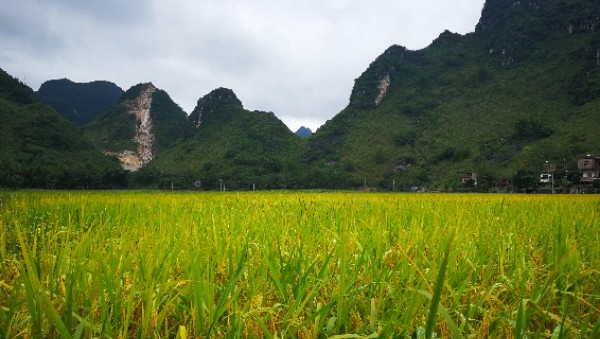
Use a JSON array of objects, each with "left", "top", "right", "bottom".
[
  {"left": 15, "top": 223, "right": 72, "bottom": 339},
  {"left": 256, "top": 317, "right": 274, "bottom": 339},
  {"left": 424, "top": 237, "right": 452, "bottom": 339},
  {"left": 515, "top": 299, "right": 529, "bottom": 339},
  {"left": 590, "top": 317, "right": 600, "bottom": 338},
  {"left": 329, "top": 333, "right": 379, "bottom": 338},
  {"left": 417, "top": 290, "right": 460, "bottom": 339},
  {"left": 205, "top": 245, "right": 247, "bottom": 336},
  {"left": 70, "top": 312, "right": 110, "bottom": 338},
  {"left": 265, "top": 256, "right": 287, "bottom": 301}
]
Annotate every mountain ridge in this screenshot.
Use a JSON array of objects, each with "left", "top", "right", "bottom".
[
  {"left": 295, "top": 126, "right": 313, "bottom": 138},
  {"left": 306, "top": 0, "right": 600, "bottom": 190},
  {"left": 2, "top": 0, "right": 600, "bottom": 190},
  {"left": 0, "top": 68, "right": 127, "bottom": 188},
  {"left": 83, "top": 82, "right": 194, "bottom": 172},
  {"left": 35, "top": 79, "right": 124, "bottom": 126},
  {"left": 144, "top": 89, "right": 306, "bottom": 190}
]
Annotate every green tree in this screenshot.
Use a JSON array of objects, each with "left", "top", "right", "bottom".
[{"left": 512, "top": 170, "right": 539, "bottom": 193}]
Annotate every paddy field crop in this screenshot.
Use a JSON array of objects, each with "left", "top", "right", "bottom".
[{"left": 0, "top": 191, "right": 598, "bottom": 338}]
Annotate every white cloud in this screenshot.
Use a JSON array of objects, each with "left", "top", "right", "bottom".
[{"left": 0, "top": 0, "right": 485, "bottom": 131}]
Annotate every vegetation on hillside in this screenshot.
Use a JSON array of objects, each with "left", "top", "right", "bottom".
[
  {"left": 148, "top": 89, "right": 195, "bottom": 152},
  {"left": 83, "top": 83, "right": 193, "bottom": 155},
  {"left": 0, "top": 68, "right": 36, "bottom": 104},
  {"left": 0, "top": 68, "right": 127, "bottom": 189},
  {"left": 2, "top": 0, "right": 600, "bottom": 191},
  {"left": 306, "top": 0, "right": 600, "bottom": 191},
  {"left": 35, "top": 79, "right": 124, "bottom": 127},
  {"left": 144, "top": 88, "right": 306, "bottom": 190}
]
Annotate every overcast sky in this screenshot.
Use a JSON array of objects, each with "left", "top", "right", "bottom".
[{"left": 0, "top": 0, "right": 485, "bottom": 132}]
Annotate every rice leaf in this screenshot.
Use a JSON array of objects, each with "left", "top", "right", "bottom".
[{"left": 424, "top": 236, "right": 453, "bottom": 339}]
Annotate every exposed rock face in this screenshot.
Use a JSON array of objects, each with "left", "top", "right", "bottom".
[
  {"left": 477, "top": 0, "right": 600, "bottom": 66},
  {"left": 349, "top": 45, "right": 406, "bottom": 109},
  {"left": 374, "top": 74, "right": 390, "bottom": 106},
  {"left": 107, "top": 83, "right": 156, "bottom": 171},
  {"left": 116, "top": 150, "right": 143, "bottom": 172},
  {"left": 130, "top": 83, "right": 155, "bottom": 165},
  {"left": 568, "top": 16, "right": 600, "bottom": 34}
]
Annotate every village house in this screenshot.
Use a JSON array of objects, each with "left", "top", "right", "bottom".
[
  {"left": 577, "top": 155, "right": 600, "bottom": 182},
  {"left": 539, "top": 173, "right": 552, "bottom": 183},
  {"left": 461, "top": 172, "right": 477, "bottom": 186}
]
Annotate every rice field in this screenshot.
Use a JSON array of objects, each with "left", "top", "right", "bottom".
[{"left": 0, "top": 191, "right": 599, "bottom": 338}]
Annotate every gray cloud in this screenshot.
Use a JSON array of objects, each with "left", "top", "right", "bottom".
[{"left": 0, "top": 0, "right": 485, "bottom": 131}]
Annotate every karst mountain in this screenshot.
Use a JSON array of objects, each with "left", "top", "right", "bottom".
[{"left": 1, "top": 0, "right": 599, "bottom": 190}]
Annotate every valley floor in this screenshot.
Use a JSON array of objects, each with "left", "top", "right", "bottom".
[{"left": 1, "top": 192, "right": 598, "bottom": 337}]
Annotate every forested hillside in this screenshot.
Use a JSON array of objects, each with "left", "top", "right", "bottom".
[
  {"left": 306, "top": 0, "right": 600, "bottom": 191},
  {"left": 2, "top": 0, "right": 600, "bottom": 191},
  {"left": 36, "top": 79, "right": 123, "bottom": 126},
  {"left": 0, "top": 68, "right": 126, "bottom": 189},
  {"left": 143, "top": 88, "right": 306, "bottom": 190}
]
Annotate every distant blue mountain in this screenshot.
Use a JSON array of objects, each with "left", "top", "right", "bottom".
[{"left": 295, "top": 126, "right": 312, "bottom": 138}]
